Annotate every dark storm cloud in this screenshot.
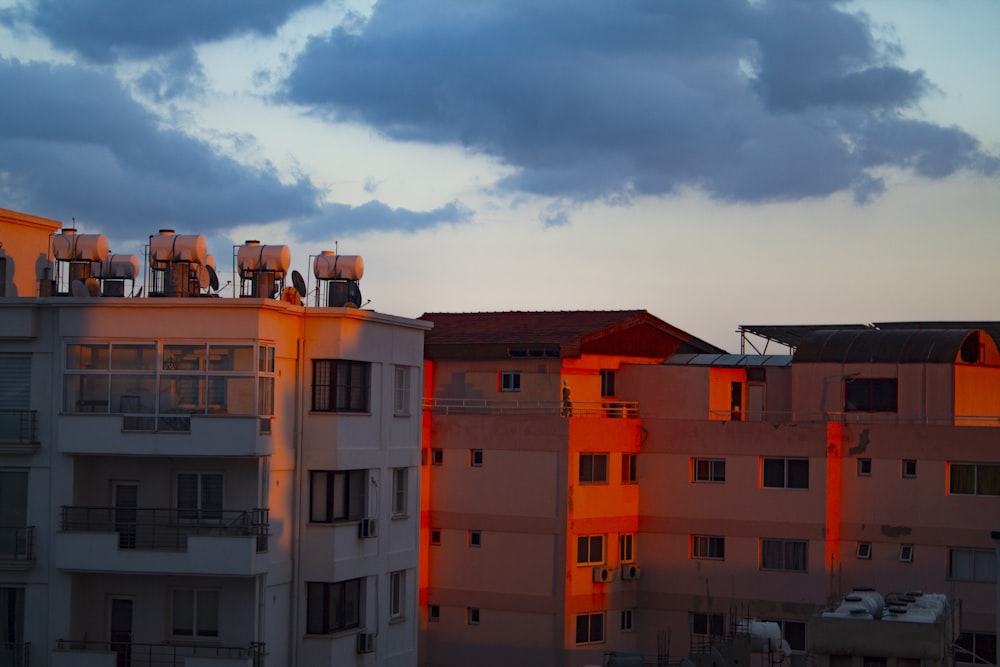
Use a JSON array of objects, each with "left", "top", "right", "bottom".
[
  {"left": 291, "top": 200, "right": 472, "bottom": 242},
  {"left": 0, "top": 58, "right": 321, "bottom": 239},
  {"left": 283, "top": 0, "right": 997, "bottom": 204},
  {"left": 0, "top": 0, "right": 325, "bottom": 63}
]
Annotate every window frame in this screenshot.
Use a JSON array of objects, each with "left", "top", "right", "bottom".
[
  {"left": 428, "top": 604, "right": 440, "bottom": 622},
  {"left": 949, "top": 462, "right": 1000, "bottom": 496},
  {"left": 759, "top": 538, "right": 808, "bottom": 572},
  {"left": 467, "top": 607, "right": 480, "bottom": 625},
  {"left": 431, "top": 448, "right": 444, "bottom": 466},
  {"left": 309, "top": 469, "right": 367, "bottom": 523},
  {"left": 844, "top": 377, "right": 898, "bottom": 412},
  {"left": 693, "top": 458, "right": 726, "bottom": 483},
  {"left": 620, "top": 609, "right": 634, "bottom": 632},
  {"left": 306, "top": 578, "right": 363, "bottom": 635},
  {"left": 690, "top": 612, "right": 725, "bottom": 637},
  {"left": 575, "top": 612, "right": 606, "bottom": 645},
  {"left": 393, "top": 365, "right": 411, "bottom": 416},
  {"left": 901, "top": 459, "right": 917, "bottom": 479},
  {"left": 576, "top": 534, "right": 605, "bottom": 566},
  {"left": 499, "top": 371, "right": 521, "bottom": 392},
  {"left": 389, "top": 570, "right": 405, "bottom": 620},
  {"left": 619, "top": 534, "right": 635, "bottom": 563},
  {"left": 579, "top": 453, "right": 609, "bottom": 484},
  {"left": 429, "top": 529, "right": 441, "bottom": 545},
  {"left": 468, "top": 530, "right": 482, "bottom": 548},
  {"left": 857, "top": 458, "right": 872, "bottom": 476},
  {"left": 470, "top": 449, "right": 484, "bottom": 467},
  {"left": 600, "top": 370, "right": 616, "bottom": 398},
  {"left": 761, "top": 457, "right": 809, "bottom": 489},
  {"left": 948, "top": 547, "right": 996, "bottom": 583},
  {"left": 311, "top": 359, "right": 371, "bottom": 413},
  {"left": 176, "top": 471, "right": 224, "bottom": 522},
  {"left": 898, "top": 544, "right": 914, "bottom": 562},
  {"left": 691, "top": 534, "right": 725, "bottom": 560},
  {"left": 856, "top": 542, "right": 872, "bottom": 559},
  {"left": 171, "top": 588, "right": 220, "bottom": 639},
  {"left": 391, "top": 468, "right": 408, "bottom": 518},
  {"left": 621, "top": 453, "right": 637, "bottom": 484},
  {"left": 956, "top": 630, "right": 997, "bottom": 665}
]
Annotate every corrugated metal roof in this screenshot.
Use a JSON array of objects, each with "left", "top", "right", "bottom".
[
  {"left": 793, "top": 329, "right": 980, "bottom": 364},
  {"left": 665, "top": 353, "right": 792, "bottom": 367},
  {"left": 739, "top": 324, "right": 871, "bottom": 348}
]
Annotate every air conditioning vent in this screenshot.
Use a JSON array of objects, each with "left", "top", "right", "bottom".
[
  {"left": 592, "top": 566, "right": 612, "bottom": 583},
  {"left": 621, "top": 564, "right": 641, "bottom": 580},
  {"left": 359, "top": 518, "right": 377, "bottom": 539},
  {"left": 357, "top": 632, "right": 376, "bottom": 654}
]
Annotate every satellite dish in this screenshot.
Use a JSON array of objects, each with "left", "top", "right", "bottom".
[
  {"left": 198, "top": 266, "right": 210, "bottom": 290},
  {"left": 291, "top": 270, "right": 306, "bottom": 297},
  {"left": 348, "top": 282, "right": 362, "bottom": 307},
  {"left": 71, "top": 280, "right": 89, "bottom": 298},
  {"left": 86, "top": 277, "right": 101, "bottom": 297},
  {"left": 206, "top": 265, "right": 220, "bottom": 291}
]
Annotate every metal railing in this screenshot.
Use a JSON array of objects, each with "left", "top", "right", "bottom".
[
  {"left": 56, "top": 639, "right": 265, "bottom": 667},
  {"left": 707, "top": 409, "right": 1000, "bottom": 426},
  {"left": 423, "top": 398, "right": 639, "bottom": 418},
  {"left": 0, "top": 641, "right": 29, "bottom": 667},
  {"left": 0, "top": 410, "right": 37, "bottom": 444},
  {"left": 60, "top": 507, "right": 269, "bottom": 553},
  {"left": 0, "top": 526, "right": 34, "bottom": 561}
]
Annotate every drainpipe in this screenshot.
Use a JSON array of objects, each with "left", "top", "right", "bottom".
[{"left": 289, "top": 335, "right": 305, "bottom": 667}]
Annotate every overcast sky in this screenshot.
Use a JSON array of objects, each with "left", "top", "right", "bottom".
[{"left": 1, "top": 0, "right": 997, "bottom": 350}]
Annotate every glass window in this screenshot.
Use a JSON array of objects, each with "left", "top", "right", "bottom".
[
  {"left": 845, "top": 378, "right": 898, "bottom": 412},
  {"left": 575, "top": 612, "right": 605, "bottom": 645},
  {"left": 172, "top": 589, "right": 219, "bottom": 638},
  {"left": 577, "top": 535, "right": 604, "bottom": 565},
  {"left": 762, "top": 458, "right": 808, "bottom": 489},
  {"left": 579, "top": 453, "right": 608, "bottom": 484},
  {"left": 500, "top": 371, "right": 521, "bottom": 392},
  {"left": 392, "top": 468, "right": 407, "bottom": 517},
  {"left": 949, "top": 548, "right": 996, "bottom": 582},
  {"left": 312, "top": 359, "right": 370, "bottom": 412},
  {"left": 389, "top": 570, "right": 405, "bottom": 619},
  {"left": 310, "top": 470, "right": 366, "bottom": 522},
  {"left": 600, "top": 370, "right": 616, "bottom": 398},
  {"left": 394, "top": 366, "right": 410, "bottom": 416},
  {"left": 760, "top": 539, "right": 808, "bottom": 571},
  {"left": 690, "top": 612, "right": 724, "bottom": 637},
  {"left": 622, "top": 454, "right": 637, "bottom": 484},
  {"left": 950, "top": 463, "right": 1000, "bottom": 496},
  {"left": 177, "top": 472, "right": 223, "bottom": 521},
  {"left": 692, "top": 535, "right": 725, "bottom": 560},
  {"left": 306, "top": 579, "right": 362, "bottom": 634},
  {"left": 694, "top": 458, "right": 726, "bottom": 482},
  {"left": 619, "top": 534, "right": 635, "bottom": 563}
]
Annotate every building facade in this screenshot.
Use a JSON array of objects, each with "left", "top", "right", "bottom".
[{"left": 0, "top": 211, "right": 428, "bottom": 666}]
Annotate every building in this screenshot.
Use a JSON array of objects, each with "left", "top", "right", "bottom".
[
  {"left": 416, "top": 310, "right": 723, "bottom": 667},
  {"left": 0, "top": 209, "right": 429, "bottom": 666},
  {"left": 418, "top": 313, "right": 1000, "bottom": 667}
]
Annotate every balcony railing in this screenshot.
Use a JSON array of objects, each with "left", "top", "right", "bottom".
[
  {"left": 708, "top": 409, "right": 1000, "bottom": 426},
  {"left": 60, "top": 507, "right": 269, "bottom": 553},
  {"left": 0, "top": 410, "right": 37, "bottom": 445},
  {"left": 423, "top": 398, "right": 639, "bottom": 418},
  {"left": 0, "top": 641, "right": 29, "bottom": 667},
  {"left": 0, "top": 526, "right": 34, "bottom": 561},
  {"left": 56, "top": 639, "right": 264, "bottom": 667}
]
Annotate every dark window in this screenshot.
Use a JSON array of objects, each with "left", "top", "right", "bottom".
[
  {"left": 845, "top": 378, "right": 897, "bottom": 412},
  {"left": 621, "top": 609, "right": 634, "bottom": 631},
  {"left": 690, "top": 612, "right": 724, "bottom": 636},
  {"left": 621, "top": 454, "right": 637, "bottom": 484},
  {"left": 579, "top": 453, "right": 608, "bottom": 484},
  {"left": 762, "top": 458, "right": 809, "bottom": 489},
  {"left": 500, "top": 371, "right": 520, "bottom": 392},
  {"left": 760, "top": 539, "right": 808, "bottom": 571},
  {"left": 619, "top": 534, "right": 634, "bottom": 562},
  {"left": 471, "top": 449, "right": 484, "bottom": 467},
  {"left": 950, "top": 463, "right": 1000, "bottom": 496},
  {"left": 467, "top": 607, "right": 480, "bottom": 625},
  {"left": 430, "top": 529, "right": 441, "bottom": 545},
  {"left": 692, "top": 535, "right": 725, "bottom": 560},
  {"left": 694, "top": 458, "right": 726, "bottom": 483},
  {"left": 309, "top": 470, "right": 366, "bottom": 522},
  {"left": 431, "top": 448, "right": 444, "bottom": 465},
  {"left": 600, "top": 370, "right": 616, "bottom": 398},
  {"left": 577, "top": 535, "right": 604, "bottom": 565},
  {"left": 956, "top": 631, "right": 996, "bottom": 665},
  {"left": 856, "top": 542, "right": 872, "bottom": 559},
  {"left": 469, "top": 530, "right": 481, "bottom": 547},
  {"left": 306, "top": 579, "right": 362, "bottom": 634},
  {"left": 428, "top": 604, "right": 440, "bottom": 622},
  {"left": 948, "top": 548, "right": 996, "bottom": 582},
  {"left": 575, "top": 612, "right": 605, "bottom": 644},
  {"left": 312, "top": 360, "right": 370, "bottom": 412},
  {"left": 857, "top": 458, "right": 872, "bottom": 476},
  {"left": 902, "top": 459, "right": 917, "bottom": 478}
]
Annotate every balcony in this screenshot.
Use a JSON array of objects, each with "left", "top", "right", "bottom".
[
  {"left": 0, "top": 642, "right": 29, "bottom": 667},
  {"left": 0, "top": 526, "right": 35, "bottom": 571},
  {"left": 57, "top": 507, "right": 268, "bottom": 576},
  {"left": 54, "top": 640, "right": 264, "bottom": 667},
  {"left": 423, "top": 398, "right": 639, "bottom": 418},
  {"left": 0, "top": 410, "right": 38, "bottom": 454}
]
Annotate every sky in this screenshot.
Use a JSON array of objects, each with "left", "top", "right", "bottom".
[{"left": 0, "top": 0, "right": 997, "bottom": 351}]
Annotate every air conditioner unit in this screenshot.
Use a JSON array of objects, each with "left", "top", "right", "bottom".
[
  {"left": 621, "top": 564, "right": 641, "bottom": 580},
  {"left": 357, "top": 632, "right": 376, "bottom": 654},
  {"left": 592, "top": 566, "right": 612, "bottom": 583},
  {"left": 359, "top": 518, "right": 377, "bottom": 538}
]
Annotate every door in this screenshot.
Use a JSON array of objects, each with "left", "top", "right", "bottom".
[
  {"left": 747, "top": 383, "right": 765, "bottom": 422},
  {"left": 109, "top": 597, "right": 133, "bottom": 667},
  {"left": 113, "top": 483, "right": 138, "bottom": 549}
]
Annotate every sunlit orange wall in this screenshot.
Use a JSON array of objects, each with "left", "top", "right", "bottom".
[
  {"left": 708, "top": 367, "right": 745, "bottom": 420},
  {"left": 419, "top": 360, "right": 435, "bottom": 615},
  {"left": 0, "top": 207, "right": 61, "bottom": 296},
  {"left": 954, "top": 333, "right": 1000, "bottom": 426}
]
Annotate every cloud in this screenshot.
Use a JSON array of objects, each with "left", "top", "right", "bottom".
[
  {"left": 290, "top": 200, "right": 472, "bottom": 241},
  {"left": 0, "top": 0, "right": 325, "bottom": 63},
  {"left": 0, "top": 58, "right": 321, "bottom": 239},
  {"left": 282, "top": 0, "right": 997, "bottom": 205}
]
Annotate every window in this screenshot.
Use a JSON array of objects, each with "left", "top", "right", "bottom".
[
  {"left": 428, "top": 605, "right": 440, "bottom": 622},
  {"left": 621, "top": 609, "right": 634, "bottom": 632},
  {"left": 575, "top": 612, "right": 605, "bottom": 645},
  {"left": 0, "top": 355, "right": 30, "bottom": 442},
  {"left": 392, "top": 468, "right": 407, "bottom": 517},
  {"left": 948, "top": 548, "right": 996, "bottom": 582},
  {"left": 844, "top": 378, "right": 898, "bottom": 412},
  {"left": 856, "top": 542, "right": 872, "bottom": 559},
  {"left": 579, "top": 453, "right": 608, "bottom": 484},
  {"left": 692, "top": 535, "right": 725, "bottom": 560},
  {"left": 470, "top": 449, "right": 484, "bottom": 467},
  {"left": 172, "top": 589, "right": 219, "bottom": 638},
  {"left": 690, "top": 612, "right": 724, "bottom": 637},
  {"left": 762, "top": 458, "right": 808, "bottom": 489},
  {"left": 431, "top": 448, "right": 444, "bottom": 466},
  {"left": 950, "top": 463, "right": 1000, "bottom": 496},
  {"left": 312, "top": 359, "right": 370, "bottom": 412},
  {"left": 760, "top": 539, "right": 808, "bottom": 572},
  {"left": 309, "top": 470, "right": 366, "bottom": 523},
  {"left": 0, "top": 588, "right": 23, "bottom": 653},
  {"left": 577, "top": 535, "right": 604, "bottom": 565},
  {"left": 257, "top": 345, "right": 275, "bottom": 416},
  {"left": 898, "top": 544, "right": 914, "bottom": 562},
  {"left": 762, "top": 619, "right": 806, "bottom": 652},
  {"left": 0, "top": 469, "right": 28, "bottom": 559},
  {"left": 430, "top": 529, "right": 441, "bottom": 545},
  {"left": 467, "top": 607, "right": 480, "bottom": 625},
  {"left": 902, "top": 459, "right": 917, "bottom": 478},
  {"left": 306, "top": 579, "right": 362, "bottom": 634},
  {"left": 177, "top": 472, "right": 224, "bottom": 521},
  {"left": 621, "top": 454, "right": 637, "bottom": 484},
  {"left": 857, "top": 458, "right": 872, "bottom": 476},
  {"left": 389, "top": 570, "right": 405, "bottom": 619},
  {"left": 499, "top": 371, "right": 520, "bottom": 392},
  {"left": 469, "top": 530, "right": 481, "bottom": 547},
  {"left": 619, "top": 534, "right": 635, "bottom": 563},
  {"left": 393, "top": 366, "right": 410, "bottom": 416},
  {"left": 956, "top": 631, "right": 997, "bottom": 665},
  {"left": 600, "top": 370, "right": 616, "bottom": 398},
  {"left": 693, "top": 458, "right": 726, "bottom": 483}
]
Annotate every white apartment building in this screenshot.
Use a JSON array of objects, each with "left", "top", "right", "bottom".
[{"left": 0, "top": 209, "right": 428, "bottom": 667}]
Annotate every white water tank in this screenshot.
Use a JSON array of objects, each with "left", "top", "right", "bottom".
[
  {"left": 738, "top": 620, "right": 782, "bottom": 652},
  {"left": 237, "top": 242, "right": 290, "bottom": 273},
  {"left": 100, "top": 254, "right": 140, "bottom": 279},
  {"left": 53, "top": 229, "right": 110, "bottom": 262},
  {"left": 149, "top": 229, "right": 207, "bottom": 264},
  {"left": 313, "top": 251, "right": 364, "bottom": 280}
]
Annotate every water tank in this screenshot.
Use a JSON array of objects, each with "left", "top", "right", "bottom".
[
  {"left": 100, "top": 254, "right": 140, "bottom": 279},
  {"left": 53, "top": 229, "right": 110, "bottom": 262},
  {"left": 314, "top": 251, "right": 364, "bottom": 281},
  {"left": 738, "top": 620, "right": 782, "bottom": 652},
  {"left": 238, "top": 242, "right": 290, "bottom": 272},
  {"left": 149, "top": 229, "right": 207, "bottom": 263}
]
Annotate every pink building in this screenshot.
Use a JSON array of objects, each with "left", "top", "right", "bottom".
[{"left": 419, "top": 314, "right": 1000, "bottom": 667}]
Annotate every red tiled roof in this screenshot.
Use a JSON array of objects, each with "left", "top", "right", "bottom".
[{"left": 419, "top": 310, "right": 647, "bottom": 345}]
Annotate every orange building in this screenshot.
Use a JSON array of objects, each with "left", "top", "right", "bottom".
[{"left": 416, "top": 311, "right": 722, "bottom": 667}]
